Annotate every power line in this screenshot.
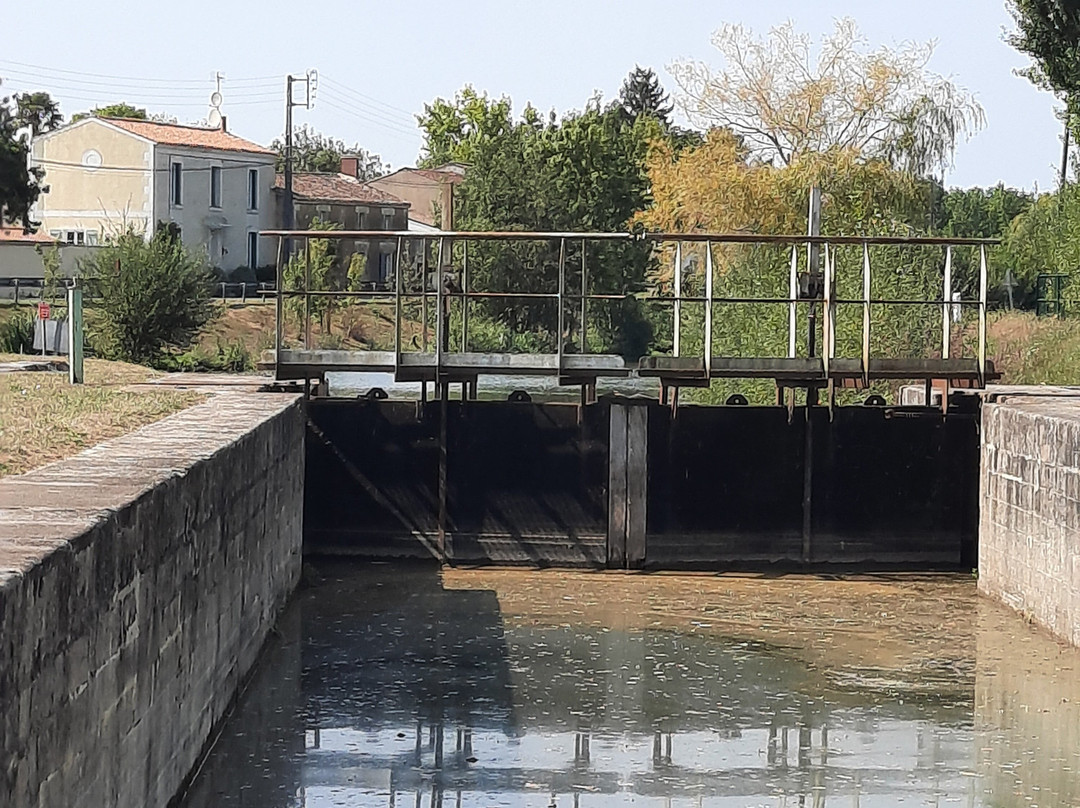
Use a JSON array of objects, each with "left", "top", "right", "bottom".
[
  {"left": 320, "top": 76, "right": 418, "bottom": 123},
  {"left": 318, "top": 86, "right": 417, "bottom": 129},
  {"left": 318, "top": 90, "right": 421, "bottom": 139},
  {"left": 0, "top": 59, "right": 279, "bottom": 87},
  {"left": 0, "top": 68, "right": 280, "bottom": 101}
]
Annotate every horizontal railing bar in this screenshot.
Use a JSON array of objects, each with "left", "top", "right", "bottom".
[
  {"left": 262, "top": 229, "right": 1001, "bottom": 246},
  {"left": 646, "top": 233, "right": 1001, "bottom": 246},
  {"left": 278, "top": 290, "right": 986, "bottom": 306},
  {"left": 260, "top": 230, "right": 634, "bottom": 240}
]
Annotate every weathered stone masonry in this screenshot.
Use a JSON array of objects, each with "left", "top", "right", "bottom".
[
  {"left": 980, "top": 395, "right": 1080, "bottom": 647},
  {"left": 0, "top": 393, "right": 304, "bottom": 808}
]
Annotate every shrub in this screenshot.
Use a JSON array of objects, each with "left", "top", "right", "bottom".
[
  {"left": 0, "top": 308, "right": 35, "bottom": 353},
  {"left": 84, "top": 226, "right": 218, "bottom": 366}
]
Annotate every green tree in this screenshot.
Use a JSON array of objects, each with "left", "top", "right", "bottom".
[
  {"left": 85, "top": 225, "right": 218, "bottom": 365},
  {"left": 0, "top": 82, "right": 45, "bottom": 229},
  {"left": 271, "top": 125, "right": 386, "bottom": 176},
  {"left": 281, "top": 218, "right": 349, "bottom": 339},
  {"left": 14, "top": 92, "right": 62, "bottom": 137},
  {"left": 999, "top": 184, "right": 1080, "bottom": 308},
  {"left": 70, "top": 102, "right": 148, "bottom": 123},
  {"left": 617, "top": 66, "right": 673, "bottom": 125},
  {"left": 432, "top": 93, "right": 660, "bottom": 357},
  {"left": 1008, "top": 0, "right": 1080, "bottom": 121},
  {"left": 417, "top": 86, "right": 513, "bottom": 167}
]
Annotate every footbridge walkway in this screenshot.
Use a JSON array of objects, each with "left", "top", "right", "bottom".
[{"left": 259, "top": 228, "right": 1000, "bottom": 404}]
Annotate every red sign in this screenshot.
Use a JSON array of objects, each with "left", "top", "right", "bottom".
[{"left": 37, "top": 302, "right": 50, "bottom": 320}]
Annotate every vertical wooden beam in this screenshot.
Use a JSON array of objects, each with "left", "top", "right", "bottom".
[
  {"left": 438, "top": 393, "right": 448, "bottom": 561},
  {"left": 626, "top": 405, "right": 648, "bottom": 568},
  {"left": 942, "top": 246, "right": 952, "bottom": 361},
  {"left": 801, "top": 405, "right": 814, "bottom": 563},
  {"left": 607, "top": 404, "right": 628, "bottom": 569}
]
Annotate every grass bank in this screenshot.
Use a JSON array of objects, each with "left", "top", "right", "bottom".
[
  {"left": 0, "top": 355, "right": 203, "bottom": 479},
  {"left": 988, "top": 311, "right": 1080, "bottom": 386}
]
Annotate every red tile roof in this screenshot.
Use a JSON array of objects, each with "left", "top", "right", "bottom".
[
  {"left": 102, "top": 118, "right": 275, "bottom": 155},
  {"left": 0, "top": 227, "right": 55, "bottom": 244},
  {"left": 273, "top": 173, "right": 408, "bottom": 205}
]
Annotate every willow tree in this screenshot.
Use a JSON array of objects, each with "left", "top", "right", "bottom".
[
  {"left": 668, "top": 18, "right": 984, "bottom": 176},
  {"left": 636, "top": 132, "right": 959, "bottom": 400}
]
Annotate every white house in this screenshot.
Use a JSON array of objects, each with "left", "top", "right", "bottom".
[{"left": 30, "top": 117, "right": 278, "bottom": 272}]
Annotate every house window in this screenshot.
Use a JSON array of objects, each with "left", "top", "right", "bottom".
[
  {"left": 171, "top": 161, "right": 183, "bottom": 206},
  {"left": 247, "top": 232, "right": 258, "bottom": 269},
  {"left": 210, "top": 166, "right": 222, "bottom": 208},
  {"left": 56, "top": 229, "right": 98, "bottom": 246},
  {"left": 248, "top": 169, "right": 259, "bottom": 211},
  {"left": 382, "top": 212, "right": 394, "bottom": 230},
  {"left": 356, "top": 206, "right": 369, "bottom": 228}
]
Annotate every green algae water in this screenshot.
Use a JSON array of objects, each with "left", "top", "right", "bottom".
[{"left": 180, "top": 565, "right": 1080, "bottom": 807}]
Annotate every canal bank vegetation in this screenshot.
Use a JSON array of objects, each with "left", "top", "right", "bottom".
[{"left": 0, "top": 354, "right": 202, "bottom": 479}]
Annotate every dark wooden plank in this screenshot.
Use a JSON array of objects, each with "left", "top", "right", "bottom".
[
  {"left": 626, "top": 406, "right": 648, "bottom": 568},
  {"left": 607, "top": 405, "right": 627, "bottom": 569}
]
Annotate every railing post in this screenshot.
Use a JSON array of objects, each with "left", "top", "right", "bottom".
[
  {"left": 274, "top": 235, "right": 284, "bottom": 370},
  {"left": 788, "top": 245, "right": 798, "bottom": 358},
  {"left": 674, "top": 241, "right": 683, "bottom": 358},
  {"left": 557, "top": 237, "right": 566, "bottom": 370},
  {"left": 435, "top": 236, "right": 446, "bottom": 390},
  {"left": 862, "top": 243, "right": 871, "bottom": 386},
  {"left": 942, "top": 246, "right": 952, "bottom": 361},
  {"left": 580, "top": 238, "right": 588, "bottom": 354},
  {"left": 822, "top": 243, "right": 831, "bottom": 380},
  {"left": 421, "top": 238, "right": 428, "bottom": 352},
  {"left": 461, "top": 240, "right": 469, "bottom": 353},
  {"left": 704, "top": 241, "right": 713, "bottom": 379},
  {"left": 394, "top": 236, "right": 403, "bottom": 367},
  {"left": 978, "top": 245, "right": 988, "bottom": 386},
  {"left": 304, "top": 236, "right": 312, "bottom": 350},
  {"left": 828, "top": 247, "right": 836, "bottom": 363}
]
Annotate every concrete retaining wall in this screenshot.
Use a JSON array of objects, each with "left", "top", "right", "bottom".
[
  {"left": 980, "top": 395, "right": 1080, "bottom": 646},
  {"left": 0, "top": 392, "right": 305, "bottom": 808}
]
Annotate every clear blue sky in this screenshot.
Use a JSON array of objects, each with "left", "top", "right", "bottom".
[{"left": 2, "top": 0, "right": 1063, "bottom": 191}]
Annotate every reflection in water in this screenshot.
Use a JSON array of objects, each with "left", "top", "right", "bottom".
[{"left": 181, "top": 566, "right": 1080, "bottom": 808}]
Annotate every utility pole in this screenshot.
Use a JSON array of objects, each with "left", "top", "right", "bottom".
[{"left": 283, "top": 70, "right": 318, "bottom": 235}]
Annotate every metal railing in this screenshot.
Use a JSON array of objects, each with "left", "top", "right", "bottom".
[{"left": 261, "top": 229, "right": 999, "bottom": 388}]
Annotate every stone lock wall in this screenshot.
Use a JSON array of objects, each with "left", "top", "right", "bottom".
[
  {"left": 0, "top": 393, "right": 304, "bottom": 808},
  {"left": 980, "top": 396, "right": 1080, "bottom": 646}
]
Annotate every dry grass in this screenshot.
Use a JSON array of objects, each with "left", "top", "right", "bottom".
[
  {"left": 0, "top": 354, "right": 203, "bottom": 479},
  {"left": 206, "top": 300, "right": 423, "bottom": 354},
  {"left": 988, "top": 310, "right": 1080, "bottom": 385}
]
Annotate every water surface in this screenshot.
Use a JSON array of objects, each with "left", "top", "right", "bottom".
[{"left": 181, "top": 566, "right": 1080, "bottom": 807}]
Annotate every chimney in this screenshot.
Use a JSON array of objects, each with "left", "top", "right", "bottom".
[
  {"left": 220, "top": 115, "right": 227, "bottom": 132},
  {"left": 341, "top": 155, "right": 359, "bottom": 178}
]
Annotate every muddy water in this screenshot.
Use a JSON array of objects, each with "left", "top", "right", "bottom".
[{"left": 180, "top": 566, "right": 1080, "bottom": 807}]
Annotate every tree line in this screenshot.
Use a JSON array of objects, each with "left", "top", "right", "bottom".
[{"left": 3, "top": 4, "right": 1080, "bottom": 370}]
